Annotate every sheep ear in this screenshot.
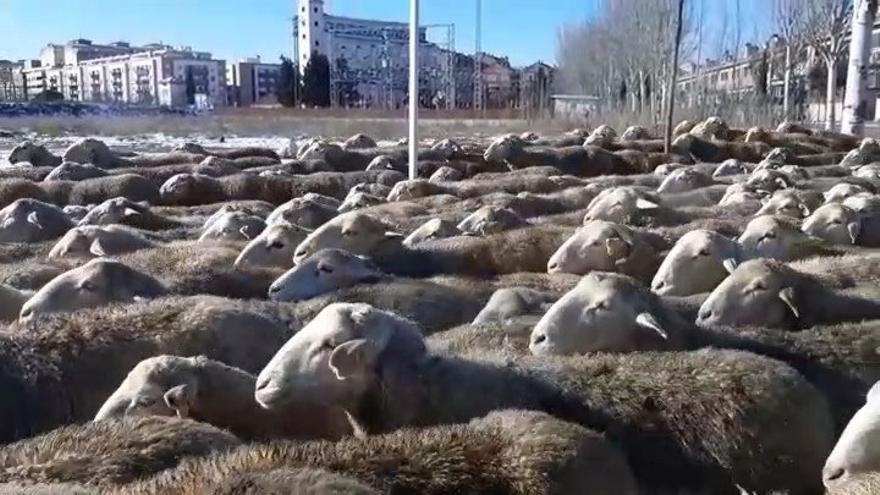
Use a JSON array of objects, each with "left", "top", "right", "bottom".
[
  {"left": 26, "top": 211, "right": 42, "bottom": 229},
  {"left": 636, "top": 198, "right": 659, "bottom": 210},
  {"left": 1, "top": 217, "right": 14, "bottom": 229},
  {"left": 722, "top": 258, "right": 738, "bottom": 274},
  {"left": 384, "top": 231, "right": 404, "bottom": 239},
  {"left": 122, "top": 207, "right": 140, "bottom": 218},
  {"left": 778, "top": 287, "right": 800, "bottom": 318},
  {"left": 799, "top": 204, "right": 811, "bottom": 217},
  {"left": 867, "top": 381, "right": 880, "bottom": 403},
  {"left": 636, "top": 312, "right": 668, "bottom": 339},
  {"left": 605, "top": 237, "right": 630, "bottom": 261},
  {"left": 89, "top": 239, "right": 107, "bottom": 257},
  {"left": 328, "top": 339, "right": 378, "bottom": 381},
  {"left": 774, "top": 178, "right": 789, "bottom": 189},
  {"left": 239, "top": 226, "right": 252, "bottom": 240},
  {"left": 163, "top": 384, "right": 196, "bottom": 418},
  {"left": 848, "top": 222, "right": 861, "bottom": 244}
]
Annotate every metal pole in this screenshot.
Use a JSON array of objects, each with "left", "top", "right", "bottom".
[{"left": 408, "top": 0, "right": 419, "bottom": 180}]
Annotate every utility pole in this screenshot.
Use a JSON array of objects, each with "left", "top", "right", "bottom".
[
  {"left": 474, "top": 0, "right": 483, "bottom": 117},
  {"left": 664, "top": 0, "right": 685, "bottom": 153},
  {"left": 408, "top": 0, "right": 419, "bottom": 180},
  {"left": 783, "top": 42, "right": 791, "bottom": 119},
  {"left": 842, "top": 0, "right": 878, "bottom": 136}
]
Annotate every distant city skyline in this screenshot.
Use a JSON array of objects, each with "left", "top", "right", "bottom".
[{"left": 0, "top": 0, "right": 773, "bottom": 67}]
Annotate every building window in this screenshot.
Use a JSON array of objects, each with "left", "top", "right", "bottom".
[
  {"left": 314, "top": 6, "right": 318, "bottom": 12},
  {"left": 302, "top": 34, "right": 306, "bottom": 40},
  {"left": 315, "top": 41, "right": 320, "bottom": 47},
  {"left": 314, "top": 21, "right": 318, "bottom": 27}
]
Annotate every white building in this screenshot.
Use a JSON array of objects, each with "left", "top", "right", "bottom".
[
  {"left": 21, "top": 39, "right": 226, "bottom": 107},
  {"left": 295, "top": 0, "right": 457, "bottom": 108}
]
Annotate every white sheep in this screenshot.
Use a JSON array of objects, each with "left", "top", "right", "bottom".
[
  {"left": 233, "top": 222, "right": 310, "bottom": 269},
  {"left": 268, "top": 248, "right": 384, "bottom": 301},
  {"left": 651, "top": 229, "right": 744, "bottom": 296}
]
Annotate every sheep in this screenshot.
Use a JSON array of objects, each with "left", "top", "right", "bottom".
[
  {"left": 294, "top": 212, "right": 575, "bottom": 277},
  {"left": 43, "top": 162, "right": 109, "bottom": 182},
  {"left": 657, "top": 168, "right": 714, "bottom": 193},
  {"left": 651, "top": 229, "right": 745, "bottom": 296},
  {"left": 672, "top": 133, "right": 770, "bottom": 163},
  {"left": 346, "top": 181, "right": 392, "bottom": 199},
  {"left": 342, "top": 133, "right": 378, "bottom": 150},
  {"left": 94, "top": 355, "right": 351, "bottom": 441},
  {"left": 826, "top": 472, "right": 880, "bottom": 494},
  {"left": 62, "top": 138, "right": 132, "bottom": 169},
  {"left": 197, "top": 211, "right": 265, "bottom": 243},
  {"left": 456, "top": 205, "right": 527, "bottom": 236},
  {"left": 8, "top": 141, "right": 62, "bottom": 168},
  {"left": 47, "top": 225, "right": 156, "bottom": 260},
  {"left": 547, "top": 220, "right": 660, "bottom": 282},
  {"left": 117, "top": 241, "right": 283, "bottom": 299},
  {"left": 472, "top": 287, "right": 555, "bottom": 325},
  {"left": 737, "top": 214, "right": 831, "bottom": 261},
  {"left": 0, "top": 174, "right": 163, "bottom": 208},
  {"left": 823, "top": 382, "right": 880, "bottom": 489},
  {"left": 0, "top": 295, "right": 295, "bottom": 442},
  {"left": 337, "top": 191, "right": 385, "bottom": 213},
  {"left": 673, "top": 119, "right": 696, "bottom": 136},
  {"left": 689, "top": 116, "right": 730, "bottom": 140},
  {"left": 77, "top": 197, "right": 182, "bottom": 230},
  {"left": 428, "top": 165, "right": 464, "bottom": 183},
  {"left": 174, "top": 142, "right": 280, "bottom": 160},
  {"left": 0, "top": 416, "right": 240, "bottom": 487},
  {"left": 530, "top": 272, "right": 689, "bottom": 354},
  {"left": 19, "top": 258, "right": 168, "bottom": 322},
  {"left": 268, "top": 248, "right": 385, "bottom": 302},
  {"left": 843, "top": 192, "right": 880, "bottom": 215},
  {"left": 123, "top": 409, "right": 637, "bottom": 495},
  {"left": 0, "top": 198, "right": 72, "bottom": 242},
  {"left": 802, "top": 203, "right": 862, "bottom": 245},
  {"left": 233, "top": 222, "right": 310, "bottom": 269},
  {"left": 264, "top": 196, "right": 336, "bottom": 229},
  {"left": 696, "top": 258, "right": 880, "bottom": 330},
  {"left": 253, "top": 303, "right": 834, "bottom": 493},
  {"left": 483, "top": 135, "right": 642, "bottom": 176},
  {"left": 581, "top": 186, "right": 661, "bottom": 224},
  {"left": 0, "top": 283, "right": 32, "bottom": 322},
  {"left": 620, "top": 125, "right": 652, "bottom": 141},
  {"left": 825, "top": 182, "right": 870, "bottom": 204},
  {"left": 754, "top": 189, "right": 815, "bottom": 218},
  {"left": 402, "top": 218, "right": 461, "bottom": 246},
  {"left": 198, "top": 468, "right": 380, "bottom": 495},
  {"left": 841, "top": 138, "right": 880, "bottom": 167}
]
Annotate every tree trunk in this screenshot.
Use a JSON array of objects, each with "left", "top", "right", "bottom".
[
  {"left": 664, "top": 0, "right": 685, "bottom": 153},
  {"left": 842, "top": 0, "right": 878, "bottom": 136},
  {"left": 825, "top": 57, "right": 838, "bottom": 131},
  {"left": 639, "top": 69, "right": 647, "bottom": 114}
]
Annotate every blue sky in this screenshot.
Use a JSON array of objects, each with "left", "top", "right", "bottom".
[{"left": 0, "top": 0, "right": 772, "bottom": 67}]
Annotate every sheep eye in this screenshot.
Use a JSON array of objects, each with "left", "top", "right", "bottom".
[
  {"left": 697, "top": 248, "right": 710, "bottom": 256},
  {"left": 763, "top": 231, "right": 776, "bottom": 239},
  {"left": 318, "top": 264, "right": 334, "bottom": 274},
  {"left": 321, "top": 341, "right": 335, "bottom": 350},
  {"left": 135, "top": 397, "right": 156, "bottom": 407},
  {"left": 268, "top": 241, "right": 284, "bottom": 249},
  {"left": 829, "top": 219, "right": 842, "bottom": 225},
  {"left": 79, "top": 280, "right": 96, "bottom": 292},
  {"left": 342, "top": 230, "right": 358, "bottom": 236}
]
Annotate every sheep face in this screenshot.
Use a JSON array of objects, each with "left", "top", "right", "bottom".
[
  {"left": 267, "top": 198, "right": 338, "bottom": 230},
  {"left": 94, "top": 355, "right": 198, "bottom": 421},
  {"left": 696, "top": 259, "right": 800, "bottom": 329},
  {"left": 48, "top": 225, "right": 153, "bottom": 260},
  {"left": 0, "top": 199, "right": 72, "bottom": 243},
  {"left": 743, "top": 126, "right": 770, "bottom": 143},
  {"left": 403, "top": 218, "right": 460, "bottom": 247},
  {"left": 718, "top": 190, "right": 764, "bottom": 209},
  {"left": 472, "top": 287, "right": 552, "bottom": 325},
  {"left": 338, "top": 192, "right": 385, "bottom": 213},
  {"left": 234, "top": 222, "right": 310, "bottom": 269},
  {"left": 429, "top": 166, "right": 464, "bottom": 183},
  {"left": 584, "top": 125, "right": 617, "bottom": 146},
  {"left": 386, "top": 179, "right": 436, "bottom": 202},
  {"left": 657, "top": 169, "right": 712, "bottom": 194},
  {"left": 62, "top": 138, "right": 114, "bottom": 167},
  {"left": 582, "top": 187, "right": 659, "bottom": 224},
  {"left": 198, "top": 211, "right": 266, "bottom": 243},
  {"left": 365, "top": 155, "right": 397, "bottom": 172},
  {"left": 255, "top": 303, "right": 425, "bottom": 411},
  {"left": 19, "top": 258, "right": 166, "bottom": 322},
  {"left": 755, "top": 191, "right": 812, "bottom": 219},
  {"left": 854, "top": 164, "right": 880, "bottom": 180},
  {"left": 160, "top": 173, "right": 203, "bottom": 204},
  {"left": 268, "top": 249, "right": 383, "bottom": 302},
  {"left": 802, "top": 204, "right": 861, "bottom": 245},
  {"left": 430, "top": 138, "right": 461, "bottom": 159},
  {"left": 44, "top": 162, "right": 108, "bottom": 181},
  {"left": 547, "top": 221, "right": 634, "bottom": 275},
  {"left": 530, "top": 272, "right": 669, "bottom": 355},
  {"left": 347, "top": 182, "right": 392, "bottom": 200},
  {"left": 824, "top": 183, "right": 869, "bottom": 204},
  {"left": 843, "top": 193, "right": 880, "bottom": 215},
  {"left": 63, "top": 205, "right": 91, "bottom": 223},
  {"left": 738, "top": 215, "right": 819, "bottom": 261},
  {"left": 9, "top": 141, "right": 56, "bottom": 166},
  {"left": 746, "top": 169, "right": 791, "bottom": 193},
  {"left": 651, "top": 230, "right": 742, "bottom": 296},
  {"left": 342, "top": 133, "right": 377, "bottom": 150},
  {"left": 456, "top": 206, "right": 526, "bottom": 236},
  {"left": 823, "top": 382, "right": 880, "bottom": 489},
  {"left": 712, "top": 159, "right": 750, "bottom": 178},
  {"left": 483, "top": 135, "right": 519, "bottom": 163},
  {"left": 78, "top": 197, "right": 147, "bottom": 226},
  {"left": 293, "top": 212, "right": 402, "bottom": 264},
  {"left": 620, "top": 125, "right": 650, "bottom": 141}
]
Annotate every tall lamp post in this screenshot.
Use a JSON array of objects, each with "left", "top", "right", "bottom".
[{"left": 408, "top": 0, "right": 419, "bottom": 180}]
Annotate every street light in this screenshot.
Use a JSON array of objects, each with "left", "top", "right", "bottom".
[{"left": 408, "top": 0, "right": 419, "bottom": 180}]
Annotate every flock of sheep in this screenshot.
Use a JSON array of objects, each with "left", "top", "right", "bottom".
[{"left": 1, "top": 117, "right": 880, "bottom": 493}]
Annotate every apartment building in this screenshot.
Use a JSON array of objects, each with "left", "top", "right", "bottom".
[
  {"left": 20, "top": 39, "right": 226, "bottom": 107},
  {"left": 227, "top": 58, "right": 281, "bottom": 106}
]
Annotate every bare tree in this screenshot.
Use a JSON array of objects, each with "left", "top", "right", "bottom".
[
  {"left": 842, "top": 0, "right": 878, "bottom": 135},
  {"left": 799, "top": 0, "right": 853, "bottom": 129},
  {"left": 665, "top": 0, "right": 686, "bottom": 152}
]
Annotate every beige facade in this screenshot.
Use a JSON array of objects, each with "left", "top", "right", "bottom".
[{"left": 227, "top": 58, "right": 281, "bottom": 106}]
